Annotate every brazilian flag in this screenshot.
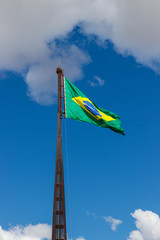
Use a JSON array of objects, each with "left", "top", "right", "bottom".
[{"left": 64, "top": 77, "right": 124, "bottom": 135}]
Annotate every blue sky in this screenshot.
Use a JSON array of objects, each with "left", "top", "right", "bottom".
[{"left": 1, "top": 1, "right": 160, "bottom": 240}]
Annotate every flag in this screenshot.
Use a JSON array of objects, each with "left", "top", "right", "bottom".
[{"left": 64, "top": 76, "right": 124, "bottom": 135}]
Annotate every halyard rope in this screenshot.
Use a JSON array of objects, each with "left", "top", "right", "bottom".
[{"left": 64, "top": 119, "right": 73, "bottom": 240}]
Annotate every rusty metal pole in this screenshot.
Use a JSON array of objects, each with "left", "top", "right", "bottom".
[{"left": 52, "top": 67, "right": 67, "bottom": 240}]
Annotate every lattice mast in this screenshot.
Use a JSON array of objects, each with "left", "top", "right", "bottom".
[{"left": 52, "top": 67, "right": 67, "bottom": 240}]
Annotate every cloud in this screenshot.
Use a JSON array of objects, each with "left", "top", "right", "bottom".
[
  {"left": 25, "top": 44, "right": 90, "bottom": 105},
  {"left": 128, "top": 209, "right": 160, "bottom": 240},
  {"left": 88, "top": 76, "right": 105, "bottom": 87},
  {"left": 0, "top": 224, "right": 51, "bottom": 240},
  {"left": 128, "top": 231, "right": 143, "bottom": 240},
  {"left": 81, "top": 0, "right": 160, "bottom": 72},
  {"left": 0, "top": 224, "right": 85, "bottom": 240},
  {"left": 86, "top": 211, "right": 98, "bottom": 219},
  {"left": 95, "top": 76, "right": 105, "bottom": 86},
  {"left": 0, "top": 0, "right": 91, "bottom": 105},
  {"left": 86, "top": 211, "right": 122, "bottom": 231},
  {"left": 4, "top": 210, "right": 160, "bottom": 240},
  {"left": 1, "top": 0, "right": 160, "bottom": 104},
  {"left": 103, "top": 216, "right": 122, "bottom": 231}
]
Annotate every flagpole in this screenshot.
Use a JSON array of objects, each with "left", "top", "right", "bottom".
[{"left": 52, "top": 67, "right": 67, "bottom": 240}]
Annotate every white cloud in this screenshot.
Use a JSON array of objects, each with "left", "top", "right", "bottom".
[
  {"left": 81, "top": 0, "right": 160, "bottom": 72},
  {"left": 95, "top": 76, "right": 105, "bottom": 86},
  {"left": 88, "top": 81, "right": 97, "bottom": 88},
  {"left": 88, "top": 76, "right": 105, "bottom": 87},
  {"left": 128, "top": 209, "right": 160, "bottom": 240},
  {"left": 86, "top": 211, "right": 98, "bottom": 219},
  {"left": 103, "top": 216, "right": 122, "bottom": 231},
  {"left": 5, "top": 210, "right": 160, "bottom": 240},
  {"left": 1, "top": 0, "right": 160, "bottom": 104},
  {"left": 0, "top": 224, "right": 85, "bottom": 240},
  {"left": 0, "top": 224, "right": 51, "bottom": 240},
  {"left": 128, "top": 230, "right": 143, "bottom": 240},
  {"left": 86, "top": 211, "right": 122, "bottom": 231},
  {"left": 0, "top": 0, "right": 91, "bottom": 105},
  {"left": 25, "top": 44, "right": 90, "bottom": 105}
]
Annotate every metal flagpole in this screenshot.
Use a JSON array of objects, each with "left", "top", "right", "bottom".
[{"left": 52, "top": 67, "right": 67, "bottom": 240}]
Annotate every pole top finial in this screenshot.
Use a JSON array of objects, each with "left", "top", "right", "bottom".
[{"left": 56, "top": 66, "right": 63, "bottom": 74}]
